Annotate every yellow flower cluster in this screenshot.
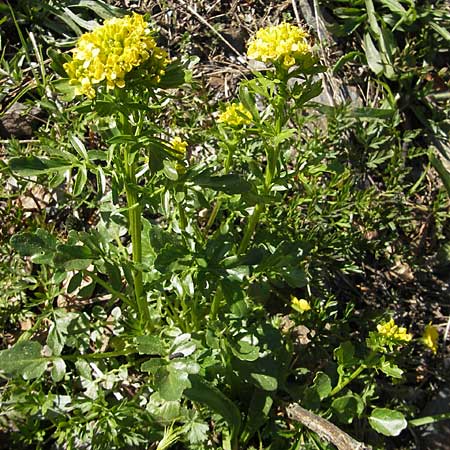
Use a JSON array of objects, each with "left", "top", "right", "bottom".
[
  {"left": 377, "top": 319, "right": 413, "bottom": 342},
  {"left": 290, "top": 295, "right": 311, "bottom": 313},
  {"left": 64, "top": 13, "right": 169, "bottom": 98},
  {"left": 422, "top": 324, "right": 438, "bottom": 354},
  {"left": 171, "top": 136, "right": 188, "bottom": 156},
  {"left": 217, "top": 103, "right": 252, "bottom": 127},
  {"left": 247, "top": 23, "right": 311, "bottom": 68}
]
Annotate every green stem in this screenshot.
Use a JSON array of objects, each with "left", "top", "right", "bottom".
[
  {"left": 238, "top": 202, "right": 264, "bottom": 255},
  {"left": 210, "top": 284, "right": 223, "bottom": 321},
  {"left": 59, "top": 349, "right": 133, "bottom": 361},
  {"left": 204, "top": 145, "right": 235, "bottom": 233},
  {"left": 123, "top": 146, "right": 150, "bottom": 327},
  {"left": 330, "top": 364, "right": 366, "bottom": 397},
  {"left": 409, "top": 412, "right": 450, "bottom": 427},
  {"left": 87, "top": 271, "right": 132, "bottom": 307}
]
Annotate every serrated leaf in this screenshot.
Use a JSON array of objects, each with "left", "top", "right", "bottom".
[
  {"left": 184, "top": 420, "right": 209, "bottom": 444},
  {"left": 369, "top": 408, "right": 407, "bottom": 436},
  {"left": 0, "top": 341, "right": 47, "bottom": 380}
]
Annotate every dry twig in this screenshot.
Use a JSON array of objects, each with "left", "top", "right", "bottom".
[{"left": 286, "top": 403, "right": 372, "bottom": 450}]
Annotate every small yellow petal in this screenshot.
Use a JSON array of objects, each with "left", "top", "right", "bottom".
[
  {"left": 291, "top": 295, "right": 311, "bottom": 313},
  {"left": 422, "top": 324, "right": 439, "bottom": 354}
]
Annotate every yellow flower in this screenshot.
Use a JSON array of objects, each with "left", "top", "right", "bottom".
[
  {"left": 377, "top": 319, "right": 412, "bottom": 342},
  {"left": 247, "top": 23, "right": 312, "bottom": 68},
  {"left": 64, "top": 13, "right": 169, "bottom": 98},
  {"left": 171, "top": 136, "right": 188, "bottom": 157},
  {"left": 422, "top": 324, "right": 439, "bottom": 354},
  {"left": 291, "top": 295, "right": 311, "bottom": 313},
  {"left": 217, "top": 103, "right": 252, "bottom": 127}
]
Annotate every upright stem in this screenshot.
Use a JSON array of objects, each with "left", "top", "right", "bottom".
[
  {"left": 205, "top": 144, "right": 235, "bottom": 233},
  {"left": 124, "top": 146, "right": 150, "bottom": 326},
  {"left": 238, "top": 202, "right": 264, "bottom": 255},
  {"left": 330, "top": 365, "right": 366, "bottom": 397}
]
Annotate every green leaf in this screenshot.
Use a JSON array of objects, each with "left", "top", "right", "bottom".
[
  {"left": 141, "top": 358, "right": 167, "bottom": 374},
  {"left": 67, "top": 271, "right": 83, "bottom": 293},
  {"left": 0, "top": 341, "right": 47, "bottom": 380},
  {"left": 69, "top": 134, "right": 89, "bottom": 160},
  {"left": 239, "top": 84, "right": 259, "bottom": 122},
  {"left": 9, "top": 156, "right": 72, "bottom": 176},
  {"left": 353, "top": 107, "right": 394, "bottom": 119},
  {"left": 158, "top": 61, "right": 186, "bottom": 89},
  {"left": 54, "top": 244, "right": 93, "bottom": 271},
  {"left": 170, "top": 333, "right": 196, "bottom": 357},
  {"left": 369, "top": 408, "right": 407, "bottom": 436},
  {"left": 155, "top": 367, "right": 191, "bottom": 401},
  {"left": 230, "top": 337, "right": 260, "bottom": 362},
  {"left": 184, "top": 419, "right": 209, "bottom": 444},
  {"left": 379, "top": 359, "right": 404, "bottom": 379},
  {"left": 331, "top": 393, "right": 364, "bottom": 424},
  {"left": 240, "top": 390, "right": 273, "bottom": 446},
  {"left": 365, "top": 0, "right": 381, "bottom": 35},
  {"left": 379, "top": 0, "right": 407, "bottom": 15},
  {"left": 72, "top": 0, "right": 125, "bottom": 20},
  {"left": 430, "top": 153, "right": 450, "bottom": 197},
  {"left": 51, "top": 357, "right": 66, "bottom": 382},
  {"left": 251, "top": 372, "right": 278, "bottom": 392},
  {"left": 430, "top": 21, "right": 450, "bottom": 42},
  {"left": 334, "top": 341, "right": 357, "bottom": 367},
  {"left": 135, "top": 336, "right": 165, "bottom": 355},
  {"left": 11, "top": 229, "right": 57, "bottom": 264},
  {"left": 104, "top": 262, "right": 122, "bottom": 292},
  {"left": 72, "top": 166, "right": 88, "bottom": 196},
  {"left": 163, "top": 160, "right": 179, "bottom": 181},
  {"left": 47, "top": 310, "right": 78, "bottom": 356},
  {"left": 185, "top": 375, "right": 241, "bottom": 446},
  {"left": 312, "top": 372, "right": 332, "bottom": 400},
  {"left": 364, "top": 32, "right": 383, "bottom": 75},
  {"left": 332, "top": 51, "right": 362, "bottom": 74},
  {"left": 193, "top": 173, "right": 252, "bottom": 195}
]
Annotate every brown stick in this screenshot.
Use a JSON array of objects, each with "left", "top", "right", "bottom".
[{"left": 285, "top": 403, "right": 372, "bottom": 450}]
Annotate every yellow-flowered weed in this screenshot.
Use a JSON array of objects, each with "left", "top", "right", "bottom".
[
  {"left": 64, "top": 13, "right": 169, "bottom": 97},
  {"left": 247, "top": 23, "right": 312, "bottom": 68}
]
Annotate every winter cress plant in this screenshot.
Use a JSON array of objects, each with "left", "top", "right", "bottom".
[{"left": 1, "top": 13, "right": 444, "bottom": 450}]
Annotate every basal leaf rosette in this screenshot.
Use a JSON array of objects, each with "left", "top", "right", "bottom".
[
  {"left": 247, "top": 23, "right": 313, "bottom": 70},
  {"left": 63, "top": 13, "right": 169, "bottom": 98}
]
